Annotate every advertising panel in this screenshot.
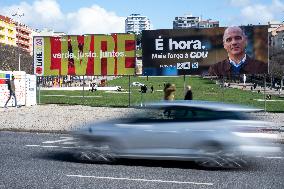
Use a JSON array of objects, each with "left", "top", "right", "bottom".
[
  {"left": 34, "top": 34, "right": 136, "bottom": 76},
  {"left": 0, "top": 71, "right": 26, "bottom": 107},
  {"left": 142, "top": 25, "right": 268, "bottom": 76}
]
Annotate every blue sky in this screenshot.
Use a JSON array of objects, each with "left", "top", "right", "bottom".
[{"left": 0, "top": 0, "right": 283, "bottom": 34}]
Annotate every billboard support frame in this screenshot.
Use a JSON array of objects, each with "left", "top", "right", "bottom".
[
  {"left": 37, "top": 76, "right": 41, "bottom": 105},
  {"left": 82, "top": 76, "right": 85, "bottom": 105},
  {"left": 183, "top": 75, "right": 186, "bottom": 94},
  {"left": 264, "top": 75, "right": 267, "bottom": 112},
  {"left": 128, "top": 75, "right": 131, "bottom": 107}
]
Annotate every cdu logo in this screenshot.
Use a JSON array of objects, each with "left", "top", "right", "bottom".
[
  {"left": 192, "top": 62, "right": 199, "bottom": 69},
  {"left": 177, "top": 62, "right": 190, "bottom": 70}
]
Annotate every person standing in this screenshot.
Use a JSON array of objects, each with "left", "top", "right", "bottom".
[
  {"left": 184, "top": 85, "right": 193, "bottom": 100},
  {"left": 164, "top": 83, "right": 176, "bottom": 100},
  {"left": 4, "top": 75, "right": 17, "bottom": 108}
]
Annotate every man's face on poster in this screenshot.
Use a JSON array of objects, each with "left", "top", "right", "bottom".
[{"left": 223, "top": 27, "right": 247, "bottom": 57}]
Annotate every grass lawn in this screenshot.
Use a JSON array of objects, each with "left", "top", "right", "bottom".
[{"left": 39, "top": 76, "right": 284, "bottom": 112}]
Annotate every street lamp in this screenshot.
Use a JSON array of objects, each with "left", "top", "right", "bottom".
[
  {"left": 18, "top": 53, "right": 21, "bottom": 71},
  {"left": 12, "top": 9, "right": 24, "bottom": 71}
]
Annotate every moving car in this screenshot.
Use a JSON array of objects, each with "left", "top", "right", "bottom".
[{"left": 72, "top": 100, "right": 280, "bottom": 168}]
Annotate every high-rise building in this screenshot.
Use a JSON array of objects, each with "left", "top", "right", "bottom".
[
  {"left": 125, "top": 14, "right": 151, "bottom": 34},
  {"left": 173, "top": 14, "right": 219, "bottom": 29},
  {"left": 16, "top": 22, "right": 33, "bottom": 54},
  {"left": 0, "top": 15, "right": 16, "bottom": 46},
  {"left": 34, "top": 28, "right": 66, "bottom": 37},
  {"left": 0, "top": 15, "right": 34, "bottom": 54},
  {"left": 269, "top": 21, "right": 284, "bottom": 49}
]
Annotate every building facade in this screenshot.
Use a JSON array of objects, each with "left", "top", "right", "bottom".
[
  {"left": 0, "top": 15, "right": 34, "bottom": 54},
  {"left": 34, "top": 28, "right": 66, "bottom": 37},
  {"left": 268, "top": 21, "right": 283, "bottom": 33},
  {"left": 173, "top": 14, "right": 219, "bottom": 29},
  {"left": 271, "top": 25, "right": 284, "bottom": 49},
  {"left": 16, "top": 22, "right": 33, "bottom": 54},
  {"left": 125, "top": 14, "right": 151, "bottom": 34},
  {"left": 0, "top": 15, "right": 16, "bottom": 46}
]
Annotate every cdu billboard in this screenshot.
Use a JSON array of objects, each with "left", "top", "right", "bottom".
[{"left": 142, "top": 25, "right": 268, "bottom": 76}]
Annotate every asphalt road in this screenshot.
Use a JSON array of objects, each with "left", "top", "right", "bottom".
[{"left": 0, "top": 131, "right": 283, "bottom": 189}]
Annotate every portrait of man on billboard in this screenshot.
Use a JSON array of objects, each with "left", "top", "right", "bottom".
[{"left": 208, "top": 26, "right": 267, "bottom": 76}]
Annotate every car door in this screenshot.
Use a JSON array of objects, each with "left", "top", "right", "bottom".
[
  {"left": 168, "top": 107, "right": 222, "bottom": 155},
  {"left": 117, "top": 107, "right": 182, "bottom": 156}
]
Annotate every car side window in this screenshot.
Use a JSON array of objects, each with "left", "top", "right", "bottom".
[
  {"left": 130, "top": 106, "right": 226, "bottom": 123},
  {"left": 168, "top": 107, "right": 220, "bottom": 121},
  {"left": 131, "top": 108, "right": 174, "bottom": 123}
]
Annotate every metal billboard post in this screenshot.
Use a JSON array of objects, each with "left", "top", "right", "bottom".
[
  {"left": 82, "top": 76, "right": 85, "bottom": 105},
  {"left": 264, "top": 75, "right": 267, "bottom": 112},
  {"left": 183, "top": 75, "right": 186, "bottom": 94},
  {"left": 37, "top": 76, "right": 41, "bottom": 105},
  {"left": 128, "top": 75, "right": 131, "bottom": 107}
]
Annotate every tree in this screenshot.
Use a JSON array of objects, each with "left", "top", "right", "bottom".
[{"left": 0, "top": 43, "right": 33, "bottom": 74}]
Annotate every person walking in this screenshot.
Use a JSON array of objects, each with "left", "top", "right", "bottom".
[
  {"left": 150, "top": 85, "right": 154, "bottom": 93},
  {"left": 4, "top": 75, "right": 17, "bottom": 108},
  {"left": 184, "top": 85, "right": 193, "bottom": 100}
]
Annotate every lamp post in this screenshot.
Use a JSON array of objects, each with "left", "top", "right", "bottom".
[
  {"left": 12, "top": 9, "right": 24, "bottom": 71},
  {"left": 18, "top": 53, "right": 21, "bottom": 71}
]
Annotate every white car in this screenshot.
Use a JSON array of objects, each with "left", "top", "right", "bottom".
[{"left": 72, "top": 100, "right": 281, "bottom": 168}]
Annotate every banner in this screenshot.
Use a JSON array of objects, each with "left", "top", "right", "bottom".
[
  {"left": 34, "top": 34, "right": 136, "bottom": 76},
  {"left": 0, "top": 71, "right": 26, "bottom": 107},
  {"left": 142, "top": 26, "right": 268, "bottom": 76}
]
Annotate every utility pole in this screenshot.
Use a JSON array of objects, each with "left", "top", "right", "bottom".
[{"left": 12, "top": 9, "right": 24, "bottom": 71}]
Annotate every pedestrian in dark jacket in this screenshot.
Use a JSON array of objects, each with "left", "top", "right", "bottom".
[
  {"left": 4, "top": 75, "right": 17, "bottom": 108},
  {"left": 184, "top": 85, "right": 193, "bottom": 100}
]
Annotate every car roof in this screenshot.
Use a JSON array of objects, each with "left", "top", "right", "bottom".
[{"left": 143, "top": 100, "right": 263, "bottom": 112}]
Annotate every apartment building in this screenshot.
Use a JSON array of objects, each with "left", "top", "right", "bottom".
[
  {"left": 268, "top": 21, "right": 283, "bottom": 33},
  {"left": 0, "top": 15, "right": 16, "bottom": 46},
  {"left": 125, "top": 14, "right": 151, "bottom": 34},
  {"left": 16, "top": 22, "right": 33, "bottom": 54},
  {"left": 173, "top": 14, "right": 219, "bottom": 29},
  {"left": 0, "top": 15, "right": 34, "bottom": 54}
]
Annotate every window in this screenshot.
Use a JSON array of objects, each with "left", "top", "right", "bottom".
[{"left": 127, "top": 106, "right": 252, "bottom": 124}]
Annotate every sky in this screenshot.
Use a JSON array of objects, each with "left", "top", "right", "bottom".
[{"left": 0, "top": 0, "right": 284, "bottom": 34}]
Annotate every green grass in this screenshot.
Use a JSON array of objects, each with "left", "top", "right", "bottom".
[{"left": 38, "top": 76, "right": 284, "bottom": 112}]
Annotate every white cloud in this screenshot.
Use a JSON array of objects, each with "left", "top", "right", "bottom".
[
  {"left": 66, "top": 5, "right": 125, "bottom": 34},
  {"left": 241, "top": 4, "right": 274, "bottom": 24},
  {"left": 0, "top": 0, "right": 125, "bottom": 34},
  {"left": 237, "top": 0, "right": 284, "bottom": 25}
]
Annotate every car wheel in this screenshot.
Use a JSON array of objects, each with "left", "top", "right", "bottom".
[
  {"left": 74, "top": 143, "right": 116, "bottom": 163},
  {"left": 195, "top": 142, "right": 247, "bottom": 169}
]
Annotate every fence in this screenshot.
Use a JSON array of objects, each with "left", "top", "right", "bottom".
[{"left": 36, "top": 75, "right": 284, "bottom": 112}]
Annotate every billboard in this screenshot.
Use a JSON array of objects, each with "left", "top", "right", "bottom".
[
  {"left": 142, "top": 25, "right": 268, "bottom": 76},
  {"left": 34, "top": 34, "right": 136, "bottom": 76}
]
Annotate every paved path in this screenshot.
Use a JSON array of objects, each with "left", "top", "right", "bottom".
[{"left": 223, "top": 82, "right": 284, "bottom": 97}]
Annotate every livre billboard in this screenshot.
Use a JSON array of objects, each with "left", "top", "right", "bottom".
[
  {"left": 142, "top": 26, "right": 268, "bottom": 76},
  {"left": 34, "top": 34, "right": 136, "bottom": 76}
]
